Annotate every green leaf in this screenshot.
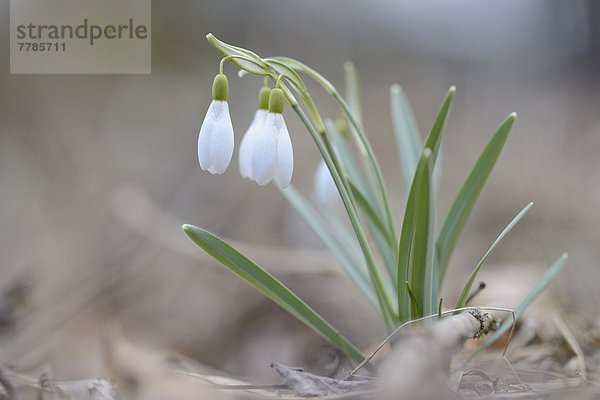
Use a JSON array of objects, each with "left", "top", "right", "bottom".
[
  {"left": 424, "top": 86, "right": 455, "bottom": 166},
  {"left": 326, "top": 120, "right": 374, "bottom": 205},
  {"left": 371, "top": 224, "right": 399, "bottom": 287},
  {"left": 317, "top": 207, "right": 401, "bottom": 307},
  {"left": 396, "top": 88, "right": 454, "bottom": 321},
  {"left": 344, "top": 62, "right": 363, "bottom": 126},
  {"left": 349, "top": 181, "right": 392, "bottom": 248},
  {"left": 398, "top": 148, "right": 434, "bottom": 319},
  {"left": 293, "top": 104, "right": 396, "bottom": 328},
  {"left": 278, "top": 185, "right": 378, "bottom": 309},
  {"left": 437, "top": 113, "right": 517, "bottom": 285},
  {"left": 182, "top": 224, "right": 367, "bottom": 365},
  {"left": 390, "top": 84, "right": 423, "bottom": 193},
  {"left": 349, "top": 180, "right": 397, "bottom": 282},
  {"left": 482, "top": 253, "right": 568, "bottom": 349},
  {"left": 397, "top": 191, "right": 416, "bottom": 320},
  {"left": 322, "top": 122, "right": 398, "bottom": 282},
  {"left": 327, "top": 121, "right": 392, "bottom": 269},
  {"left": 276, "top": 57, "right": 398, "bottom": 252},
  {"left": 344, "top": 62, "right": 367, "bottom": 156},
  {"left": 455, "top": 202, "right": 533, "bottom": 309}
]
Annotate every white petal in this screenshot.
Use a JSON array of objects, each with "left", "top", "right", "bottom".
[
  {"left": 274, "top": 115, "right": 294, "bottom": 188},
  {"left": 207, "top": 101, "right": 234, "bottom": 174},
  {"left": 239, "top": 109, "right": 267, "bottom": 179},
  {"left": 314, "top": 159, "right": 338, "bottom": 205},
  {"left": 238, "top": 134, "right": 252, "bottom": 179},
  {"left": 252, "top": 113, "right": 278, "bottom": 185},
  {"left": 198, "top": 101, "right": 218, "bottom": 171}
]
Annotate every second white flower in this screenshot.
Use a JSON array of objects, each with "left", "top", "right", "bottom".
[{"left": 250, "top": 88, "right": 294, "bottom": 188}]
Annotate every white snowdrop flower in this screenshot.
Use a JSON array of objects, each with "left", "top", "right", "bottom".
[
  {"left": 198, "top": 74, "right": 234, "bottom": 174},
  {"left": 314, "top": 159, "right": 339, "bottom": 206},
  {"left": 251, "top": 88, "right": 294, "bottom": 188},
  {"left": 239, "top": 87, "right": 270, "bottom": 179}
]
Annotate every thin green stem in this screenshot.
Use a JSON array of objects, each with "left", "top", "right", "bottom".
[
  {"left": 275, "top": 74, "right": 283, "bottom": 87},
  {"left": 214, "top": 48, "right": 398, "bottom": 327},
  {"left": 268, "top": 59, "right": 394, "bottom": 250},
  {"left": 333, "top": 92, "right": 398, "bottom": 247},
  {"left": 286, "top": 76, "right": 396, "bottom": 325},
  {"left": 301, "top": 94, "right": 327, "bottom": 140},
  {"left": 292, "top": 104, "right": 397, "bottom": 329},
  {"left": 267, "top": 57, "right": 397, "bottom": 247}
]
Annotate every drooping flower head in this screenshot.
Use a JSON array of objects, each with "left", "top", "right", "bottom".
[
  {"left": 239, "top": 86, "right": 270, "bottom": 179},
  {"left": 251, "top": 87, "right": 294, "bottom": 188},
  {"left": 198, "top": 74, "right": 235, "bottom": 174}
]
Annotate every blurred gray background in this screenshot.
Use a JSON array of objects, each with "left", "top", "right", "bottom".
[{"left": 0, "top": 0, "right": 599, "bottom": 384}]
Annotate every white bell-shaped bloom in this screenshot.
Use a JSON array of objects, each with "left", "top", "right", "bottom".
[
  {"left": 251, "top": 112, "right": 294, "bottom": 188},
  {"left": 314, "top": 159, "right": 339, "bottom": 205},
  {"left": 238, "top": 109, "right": 267, "bottom": 179},
  {"left": 198, "top": 100, "right": 234, "bottom": 174}
]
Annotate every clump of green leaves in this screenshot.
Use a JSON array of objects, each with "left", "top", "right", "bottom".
[{"left": 183, "top": 34, "right": 567, "bottom": 365}]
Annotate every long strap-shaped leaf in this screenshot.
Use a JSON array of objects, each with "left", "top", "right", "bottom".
[
  {"left": 326, "top": 121, "right": 396, "bottom": 279},
  {"left": 424, "top": 87, "right": 455, "bottom": 165},
  {"left": 390, "top": 84, "right": 423, "bottom": 194},
  {"left": 397, "top": 88, "right": 455, "bottom": 321},
  {"left": 406, "top": 149, "right": 433, "bottom": 318},
  {"left": 349, "top": 182, "right": 393, "bottom": 248},
  {"left": 344, "top": 62, "right": 363, "bottom": 128},
  {"left": 455, "top": 202, "right": 534, "bottom": 309},
  {"left": 183, "top": 224, "right": 367, "bottom": 365},
  {"left": 326, "top": 120, "right": 377, "bottom": 211},
  {"left": 396, "top": 149, "right": 433, "bottom": 319},
  {"left": 436, "top": 113, "right": 517, "bottom": 285}
]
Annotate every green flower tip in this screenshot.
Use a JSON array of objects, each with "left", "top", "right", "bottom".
[
  {"left": 182, "top": 224, "right": 192, "bottom": 233},
  {"left": 509, "top": 112, "right": 518, "bottom": 120},
  {"left": 343, "top": 61, "right": 355, "bottom": 72},
  {"left": 448, "top": 85, "right": 457, "bottom": 94},
  {"left": 212, "top": 74, "right": 229, "bottom": 101},
  {"left": 269, "top": 88, "right": 285, "bottom": 114},
  {"left": 258, "top": 87, "right": 271, "bottom": 110}
]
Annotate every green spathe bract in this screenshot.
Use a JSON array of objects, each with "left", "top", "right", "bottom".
[{"left": 185, "top": 33, "right": 568, "bottom": 367}]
